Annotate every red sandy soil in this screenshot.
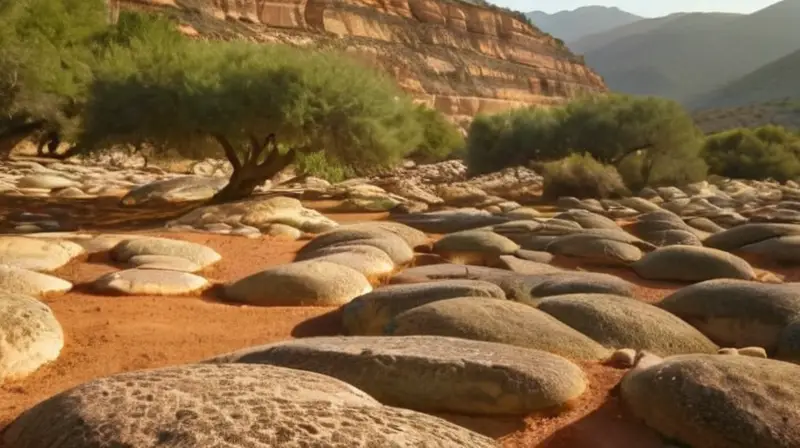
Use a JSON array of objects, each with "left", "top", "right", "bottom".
[{"left": 7, "top": 199, "right": 792, "bottom": 447}]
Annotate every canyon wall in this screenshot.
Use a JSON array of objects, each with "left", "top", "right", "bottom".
[{"left": 123, "top": 0, "right": 607, "bottom": 122}]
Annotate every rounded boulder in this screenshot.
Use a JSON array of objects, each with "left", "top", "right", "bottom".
[
  {"left": 342, "top": 280, "right": 506, "bottom": 335},
  {"left": 208, "top": 335, "right": 588, "bottom": 416},
  {"left": 224, "top": 260, "right": 372, "bottom": 306},
  {"left": 0, "top": 293, "right": 64, "bottom": 383},
  {"left": 3, "top": 363, "right": 496, "bottom": 448},
  {"left": 537, "top": 294, "right": 718, "bottom": 356},
  {"left": 386, "top": 297, "right": 611, "bottom": 361},
  {"left": 621, "top": 354, "right": 800, "bottom": 448},
  {"left": 632, "top": 245, "right": 757, "bottom": 282}
]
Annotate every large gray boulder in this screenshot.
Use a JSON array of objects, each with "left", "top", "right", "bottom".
[
  {"left": 545, "top": 233, "right": 643, "bottom": 265},
  {"left": 632, "top": 246, "right": 757, "bottom": 282},
  {"left": 0, "top": 237, "right": 85, "bottom": 272},
  {"left": 111, "top": 237, "right": 221, "bottom": 269},
  {"left": 704, "top": 223, "right": 800, "bottom": 251},
  {"left": 207, "top": 335, "right": 587, "bottom": 416},
  {"left": 0, "top": 265, "right": 72, "bottom": 296},
  {"left": 552, "top": 209, "right": 620, "bottom": 230},
  {"left": 391, "top": 264, "right": 635, "bottom": 300},
  {"left": 120, "top": 176, "right": 228, "bottom": 206},
  {"left": 739, "top": 236, "right": 800, "bottom": 264},
  {"left": 537, "top": 294, "right": 718, "bottom": 356},
  {"left": 342, "top": 221, "right": 429, "bottom": 249},
  {"left": 296, "top": 228, "right": 414, "bottom": 266},
  {"left": 3, "top": 364, "right": 496, "bottom": 448},
  {"left": 621, "top": 354, "right": 800, "bottom": 448},
  {"left": 224, "top": 261, "right": 372, "bottom": 306},
  {"left": 386, "top": 297, "right": 611, "bottom": 360},
  {"left": 92, "top": 269, "right": 210, "bottom": 296},
  {"left": 432, "top": 230, "right": 520, "bottom": 265},
  {"left": 299, "top": 245, "right": 396, "bottom": 279},
  {"left": 342, "top": 280, "right": 506, "bottom": 335},
  {"left": 0, "top": 293, "right": 64, "bottom": 383},
  {"left": 659, "top": 280, "right": 800, "bottom": 353}
]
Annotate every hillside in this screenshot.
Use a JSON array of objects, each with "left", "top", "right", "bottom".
[
  {"left": 693, "top": 99, "right": 800, "bottom": 134},
  {"left": 572, "top": 0, "right": 800, "bottom": 103},
  {"left": 691, "top": 48, "right": 800, "bottom": 108},
  {"left": 525, "top": 6, "right": 642, "bottom": 44},
  {"left": 119, "top": 0, "right": 606, "bottom": 124}
]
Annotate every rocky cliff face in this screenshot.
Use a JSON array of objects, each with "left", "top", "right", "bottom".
[{"left": 122, "top": 0, "right": 607, "bottom": 121}]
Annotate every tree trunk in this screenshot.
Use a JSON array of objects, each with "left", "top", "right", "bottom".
[
  {"left": 107, "top": 0, "right": 121, "bottom": 25},
  {"left": 0, "top": 120, "right": 45, "bottom": 159},
  {"left": 208, "top": 134, "right": 296, "bottom": 204}
]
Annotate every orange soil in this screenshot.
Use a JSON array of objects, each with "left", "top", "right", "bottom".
[
  {"left": 3, "top": 198, "right": 763, "bottom": 447},
  {"left": 0, "top": 227, "right": 676, "bottom": 447}
]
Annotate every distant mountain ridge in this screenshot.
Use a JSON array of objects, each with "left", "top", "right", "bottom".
[
  {"left": 525, "top": 6, "right": 642, "bottom": 44},
  {"left": 568, "top": 0, "right": 800, "bottom": 104},
  {"left": 692, "top": 48, "right": 800, "bottom": 108}
]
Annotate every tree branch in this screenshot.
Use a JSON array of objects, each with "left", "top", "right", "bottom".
[
  {"left": 248, "top": 133, "right": 274, "bottom": 165},
  {"left": 212, "top": 133, "right": 242, "bottom": 171},
  {"left": 257, "top": 134, "right": 281, "bottom": 169},
  {"left": 611, "top": 143, "right": 655, "bottom": 166}
]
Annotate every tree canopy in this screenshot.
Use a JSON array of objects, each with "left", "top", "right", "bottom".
[
  {"left": 702, "top": 125, "right": 800, "bottom": 182},
  {"left": 78, "top": 32, "right": 423, "bottom": 200},
  {"left": 466, "top": 94, "right": 708, "bottom": 189}
]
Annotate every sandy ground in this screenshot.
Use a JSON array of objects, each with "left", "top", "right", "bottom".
[{"left": 7, "top": 197, "right": 794, "bottom": 447}]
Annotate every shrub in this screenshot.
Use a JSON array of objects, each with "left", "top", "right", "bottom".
[
  {"left": 539, "top": 153, "right": 629, "bottom": 200},
  {"left": 702, "top": 125, "right": 800, "bottom": 182},
  {"left": 407, "top": 105, "right": 464, "bottom": 164},
  {"left": 0, "top": 0, "right": 108, "bottom": 155},
  {"left": 78, "top": 37, "right": 422, "bottom": 201},
  {"left": 465, "top": 94, "right": 707, "bottom": 188}
]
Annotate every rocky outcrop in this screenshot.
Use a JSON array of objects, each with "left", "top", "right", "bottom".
[{"left": 122, "top": 0, "right": 606, "bottom": 121}]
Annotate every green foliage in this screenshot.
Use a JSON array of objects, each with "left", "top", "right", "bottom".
[
  {"left": 466, "top": 94, "right": 707, "bottom": 188},
  {"left": 407, "top": 105, "right": 464, "bottom": 163},
  {"left": 294, "top": 152, "right": 354, "bottom": 183},
  {"left": 539, "top": 153, "right": 629, "bottom": 200},
  {"left": 702, "top": 125, "right": 800, "bottom": 182},
  {"left": 78, "top": 36, "right": 422, "bottom": 173},
  {"left": 0, "top": 0, "right": 108, "bottom": 135}
]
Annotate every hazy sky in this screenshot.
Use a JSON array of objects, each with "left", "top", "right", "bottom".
[{"left": 492, "top": 1, "right": 783, "bottom": 17}]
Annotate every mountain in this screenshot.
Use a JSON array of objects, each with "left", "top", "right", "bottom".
[
  {"left": 692, "top": 48, "right": 800, "bottom": 108},
  {"left": 525, "top": 6, "right": 643, "bottom": 44},
  {"left": 693, "top": 99, "right": 800, "bottom": 134},
  {"left": 573, "top": 0, "right": 800, "bottom": 104},
  {"left": 120, "top": 0, "right": 606, "bottom": 123}
]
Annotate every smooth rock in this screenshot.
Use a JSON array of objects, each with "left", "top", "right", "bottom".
[
  {"left": 0, "top": 293, "right": 64, "bottom": 383},
  {"left": 2, "top": 364, "right": 496, "bottom": 447},
  {"left": 208, "top": 335, "right": 588, "bottom": 416},
  {"left": 92, "top": 269, "right": 210, "bottom": 296},
  {"left": 633, "top": 246, "right": 757, "bottom": 282},
  {"left": 342, "top": 280, "right": 506, "bottom": 335},
  {"left": 538, "top": 294, "right": 718, "bottom": 356},
  {"left": 224, "top": 261, "right": 372, "bottom": 306},
  {"left": 387, "top": 297, "right": 611, "bottom": 361},
  {"left": 112, "top": 237, "right": 221, "bottom": 269},
  {"left": 621, "top": 354, "right": 800, "bottom": 448},
  {"left": 0, "top": 265, "right": 72, "bottom": 296}
]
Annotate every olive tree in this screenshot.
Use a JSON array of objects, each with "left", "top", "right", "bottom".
[
  {"left": 466, "top": 94, "right": 707, "bottom": 187},
  {"left": 0, "top": 0, "right": 107, "bottom": 157},
  {"left": 77, "top": 37, "right": 422, "bottom": 202}
]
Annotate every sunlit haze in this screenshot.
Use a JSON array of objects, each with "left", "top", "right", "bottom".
[{"left": 492, "top": 0, "right": 783, "bottom": 17}]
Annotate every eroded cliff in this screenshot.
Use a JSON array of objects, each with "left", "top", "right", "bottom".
[{"left": 122, "top": 0, "right": 607, "bottom": 121}]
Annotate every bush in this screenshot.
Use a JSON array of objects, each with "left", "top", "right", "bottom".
[
  {"left": 78, "top": 37, "right": 423, "bottom": 201},
  {"left": 702, "top": 125, "right": 800, "bottom": 182},
  {"left": 407, "top": 105, "right": 464, "bottom": 163},
  {"left": 0, "top": 0, "right": 108, "bottom": 154},
  {"left": 466, "top": 94, "right": 707, "bottom": 188},
  {"left": 539, "top": 153, "right": 629, "bottom": 200}
]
